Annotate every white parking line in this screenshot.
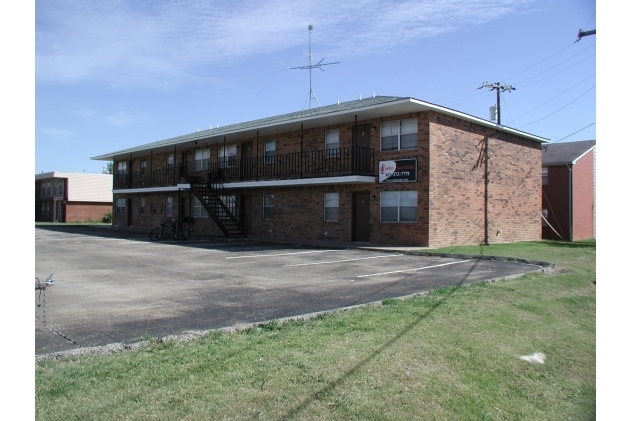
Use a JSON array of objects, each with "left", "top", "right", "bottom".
[
  {"left": 226, "top": 249, "right": 342, "bottom": 259},
  {"left": 356, "top": 260, "right": 471, "bottom": 278},
  {"left": 284, "top": 254, "right": 401, "bottom": 267}
]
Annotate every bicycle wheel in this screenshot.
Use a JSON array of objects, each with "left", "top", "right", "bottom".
[{"left": 150, "top": 227, "right": 163, "bottom": 241}]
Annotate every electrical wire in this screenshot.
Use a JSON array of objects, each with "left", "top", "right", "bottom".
[
  {"left": 511, "top": 73, "right": 595, "bottom": 122},
  {"left": 517, "top": 85, "right": 595, "bottom": 129},
  {"left": 501, "top": 41, "right": 576, "bottom": 82},
  {"left": 513, "top": 51, "right": 595, "bottom": 88}
]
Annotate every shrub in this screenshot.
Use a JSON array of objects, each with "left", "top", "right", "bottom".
[{"left": 102, "top": 211, "right": 113, "bottom": 224}]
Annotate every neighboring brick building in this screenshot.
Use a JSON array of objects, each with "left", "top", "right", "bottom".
[
  {"left": 92, "top": 96, "right": 548, "bottom": 247},
  {"left": 541, "top": 140, "right": 596, "bottom": 241},
  {"left": 35, "top": 172, "right": 113, "bottom": 223}
]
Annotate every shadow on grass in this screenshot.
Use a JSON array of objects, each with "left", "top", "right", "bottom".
[{"left": 278, "top": 259, "right": 482, "bottom": 420}]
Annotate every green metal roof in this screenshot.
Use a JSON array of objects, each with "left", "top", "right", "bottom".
[{"left": 92, "top": 95, "right": 548, "bottom": 161}]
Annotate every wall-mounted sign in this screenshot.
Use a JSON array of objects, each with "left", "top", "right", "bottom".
[{"left": 378, "top": 158, "right": 418, "bottom": 183}]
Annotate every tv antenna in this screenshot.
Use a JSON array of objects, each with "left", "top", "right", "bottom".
[{"left": 291, "top": 24, "right": 339, "bottom": 109}]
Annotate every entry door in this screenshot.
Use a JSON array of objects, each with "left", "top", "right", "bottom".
[
  {"left": 241, "top": 141, "right": 254, "bottom": 180},
  {"left": 354, "top": 124, "right": 371, "bottom": 173},
  {"left": 127, "top": 198, "right": 133, "bottom": 227},
  {"left": 353, "top": 192, "right": 370, "bottom": 242},
  {"left": 240, "top": 195, "right": 252, "bottom": 235}
]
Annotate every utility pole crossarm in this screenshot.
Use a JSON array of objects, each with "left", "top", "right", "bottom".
[
  {"left": 478, "top": 82, "right": 515, "bottom": 126},
  {"left": 576, "top": 28, "right": 596, "bottom": 42}
]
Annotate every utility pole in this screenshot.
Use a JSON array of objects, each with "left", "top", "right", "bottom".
[
  {"left": 478, "top": 82, "right": 515, "bottom": 125},
  {"left": 576, "top": 28, "right": 596, "bottom": 42},
  {"left": 291, "top": 24, "right": 340, "bottom": 109}
]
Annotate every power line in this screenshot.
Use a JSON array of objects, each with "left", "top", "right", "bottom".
[
  {"left": 517, "top": 85, "right": 595, "bottom": 129},
  {"left": 501, "top": 41, "right": 576, "bottom": 81},
  {"left": 511, "top": 44, "right": 595, "bottom": 85},
  {"left": 517, "top": 54, "right": 595, "bottom": 89},
  {"left": 478, "top": 82, "right": 515, "bottom": 125},
  {"left": 552, "top": 122, "right": 596, "bottom": 144}
]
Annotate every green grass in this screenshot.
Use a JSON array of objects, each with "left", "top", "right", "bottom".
[{"left": 35, "top": 240, "right": 595, "bottom": 420}]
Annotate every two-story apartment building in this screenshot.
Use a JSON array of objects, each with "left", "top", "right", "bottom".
[
  {"left": 35, "top": 172, "right": 113, "bottom": 222},
  {"left": 92, "top": 96, "right": 548, "bottom": 247}
]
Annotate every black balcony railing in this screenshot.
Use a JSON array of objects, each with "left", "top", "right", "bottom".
[{"left": 113, "top": 146, "right": 374, "bottom": 190}]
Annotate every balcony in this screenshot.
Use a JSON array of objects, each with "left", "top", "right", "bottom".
[{"left": 114, "top": 146, "right": 374, "bottom": 190}]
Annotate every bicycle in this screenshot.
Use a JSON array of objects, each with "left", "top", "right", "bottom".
[{"left": 150, "top": 218, "right": 185, "bottom": 241}]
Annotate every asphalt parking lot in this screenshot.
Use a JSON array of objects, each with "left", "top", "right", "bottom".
[{"left": 35, "top": 226, "right": 543, "bottom": 356}]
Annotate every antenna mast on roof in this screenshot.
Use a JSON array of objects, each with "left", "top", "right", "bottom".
[{"left": 291, "top": 24, "right": 340, "bottom": 110}]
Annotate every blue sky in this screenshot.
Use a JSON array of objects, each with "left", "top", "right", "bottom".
[{"left": 33, "top": 0, "right": 596, "bottom": 174}]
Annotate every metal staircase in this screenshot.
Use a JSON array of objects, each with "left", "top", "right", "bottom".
[{"left": 187, "top": 175, "right": 246, "bottom": 238}]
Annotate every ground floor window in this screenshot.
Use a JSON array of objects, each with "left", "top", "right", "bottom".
[
  {"left": 193, "top": 197, "right": 209, "bottom": 217},
  {"left": 380, "top": 191, "right": 417, "bottom": 222},
  {"left": 166, "top": 197, "right": 173, "bottom": 217},
  {"left": 139, "top": 198, "right": 145, "bottom": 215},
  {"left": 263, "top": 194, "right": 274, "bottom": 219},
  {"left": 324, "top": 192, "right": 339, "bottom": 221},
  {"left": 542, "top": 209, "right": 548, "bottom": 227},
  {"left": 219, "top": 195, "right": 236, "bottom": 218},
  {"left": 116, "top": 198, "right": 126, "bottom": 215}
]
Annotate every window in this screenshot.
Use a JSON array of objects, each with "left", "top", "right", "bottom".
[
  {"left": 324, "top": 193, "right": 339, "bottom": 221},
  {"left": 542, "top": 209, "right": 548, "bottom": 227},
  {"left": 166, "top": 197, "right": 173, "bottom": 217},
  {"left": 167, "top": 154, "right": 175, "bottom": 171},
  {"left": 193, "top": 197, "right": 209, "bottom": 218},
  {"left": 542, "top": 167, "right": 548, "bottom": 186},
  {"left": 381, "top": 118, "right": 418, "bottom": 151},
  {"left": 219, "top": 195, "right": 236, "bottom": 218},
  {"left": 380, "top": 191, "right": 417, "bottom": 222},
  {"left": 116, "top": 198, "right": 126, "bottom": 215},
  {"left": 117, "top": 162, "right": 127, "bottom": 176},
  {"left": 264, "top": 139, "right": 276, "bottom": 164},
  {"left": 139, "top": 198, "right": 145, "bottom": 215},
  {"left": 325, "top": 129, "right": 339, "bottom": 157},
  {"left": 195, "top": 149, "right": 210, "bottom": 170},
  {"left": 219, "top": 145, "right": 237, "bottom": 168},
  {"left": 140, "top": 159, "right": 147, "bottom": 176},
  {"left": 263, "top": 194, "right": 274, "bottom": 219}
]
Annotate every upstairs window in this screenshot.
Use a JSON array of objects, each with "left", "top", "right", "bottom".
[
  {"left": 195, "top": 149, "right": 210, "bottom": 170},
  {"left": 140, "top": 159, "right": 147, "bottom": 176},
  {"left": 117, "top": 162, "right": 127, "bottom": 176},
  {"left": 542, "top": 167, "right": 548, "bottom": 186},
  {"left": 325, "top": 129, "right": 340, "bottom": 157},
  {"left": 219, "top": 145, "right": 237, "bottom": 168},
  {"left": 381, "top": 118, "right": 418, "bottom": 151},
  {"left": 264, "top": 139, "right": 276, "bottom": 164},
  {"left": 167, "top": 154, "right": 175, "bottom": 171}
]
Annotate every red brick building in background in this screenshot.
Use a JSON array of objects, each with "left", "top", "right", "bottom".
[
  {"left": 35, "top": 172, "right": 113, "bottom": 223},
  {"left": 541, "top": 140, "right": 596, "bottom": 241},
  {"left": 92, "top": 96, "right": 548, "bottom": 248}
]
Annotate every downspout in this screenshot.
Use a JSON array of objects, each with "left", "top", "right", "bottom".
[
  {"left": 256, "top": 131, "right": 259, "bottom": 181},
  {"left": 566, "top": 163, "right": 573, "bottom": 241},
  {"left": 484, "top": 136, "right": 489, "bottom": 245},
  {"left": 300, "top": 124, "right": 303, "bottom": 178}
]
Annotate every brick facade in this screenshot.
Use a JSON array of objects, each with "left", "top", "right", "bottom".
[{"left": 107, "top": 97, "right": 545, "bottom": 247}]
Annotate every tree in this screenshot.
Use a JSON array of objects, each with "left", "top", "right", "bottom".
[{"left": 103, "top": 162, "right": 113, "bottom": 174}]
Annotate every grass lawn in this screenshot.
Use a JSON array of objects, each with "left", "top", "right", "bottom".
[{"left": 35, "top": 240, "right": 595, "bottom": 420}]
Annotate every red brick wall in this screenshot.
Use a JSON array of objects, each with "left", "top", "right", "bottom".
[
  {"left": 428, "top": 112, "right": 541, "bottom": 248},
  {"left": 572, "top": 150, "right": 595, "bottom": 240},
  {"left": 65, "top": 202, "right": 112, "bottom": 223}
]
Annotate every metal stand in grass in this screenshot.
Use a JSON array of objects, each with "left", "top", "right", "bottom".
[
  {"left": 36, "top": 273, "right": 81, "bottom": 347},
  {"left": 150, "top": 218, "right": 187, "bottom": 241}
]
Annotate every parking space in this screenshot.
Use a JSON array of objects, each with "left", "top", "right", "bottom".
[{"left": 35, "top": 226, "right": 542, "bottom": 355}]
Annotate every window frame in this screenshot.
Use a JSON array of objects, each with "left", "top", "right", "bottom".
[
  {"left": 193, "top": 196, "right": 209, "bottom": 218},
  {"left": 165, "top": 197, "right": 173, "bottom": 217},
  {"left": 380, "top": 191, "right": 418, "bottom": 223},
  {"left": 542, "top": 166, "right": 548, "bottom": 186},
  {"left": 195, "top": 148, "right": 210, "bottom": 171},
  {"left": 380, "top": 118, "right": 418, "bottom": 152},
  {"left": 542, "top": 208, "right": 549, "bottom": 227},
  {"left": 219, "top": 145, "right": 237, "bottom": 168},
  {"left": 324, "top": 192, "right": 339, "bottom": 221},
  {"left": 116, "top": 198, "right": 126, "bottom": 215},
  {"left": 263, "top": 194, "right": 274, "bottom": 219},
  {"left": 325, "top": 129, "right": 340, "bottom": 158},
  {"left": 117, "top": 162, "right": 127, "bottom": 176},
  {"left": 264, "top": 139, "right": 276, "bottom": 164},
  {"left": 139, "top": 197, "right": 145, "bottom": 215}
]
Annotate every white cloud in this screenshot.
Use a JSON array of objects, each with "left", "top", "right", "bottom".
[{"left": 36, "top": 0, "right": 534, "bottom": 87}]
